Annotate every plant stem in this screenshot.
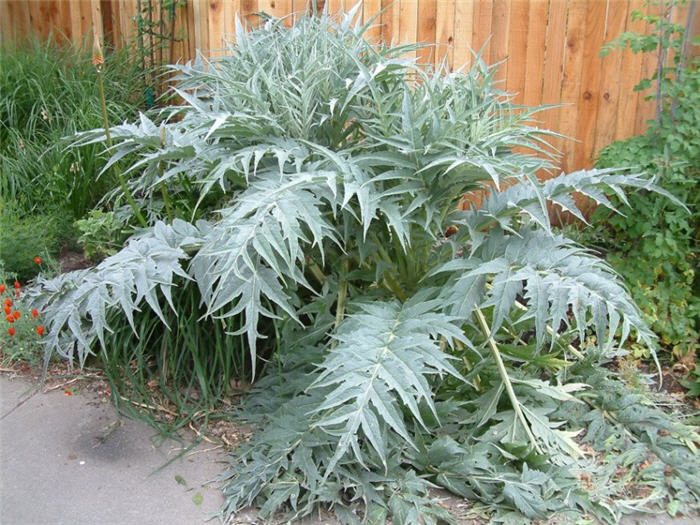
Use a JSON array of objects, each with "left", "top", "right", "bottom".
[
  {"left": 383, "top": 272, "right": 407, "bottom": 302},
  {"left": 307, "top": 257, "right": 326, "bottom": 286},
  {"left": 160, "top": 183, "right": 174, "bottom": 220},
  {"left": 159, "top": 126, "right": 175, "bottom": 220},
  {"left": 392, "top": 233, "right": 408, "bottom": 282},
  {"left": 334, "top": 258, "right": 349, "bottom": 328},
  {"left": 474, "top": 307, "right": 542, "bottom": 453},
  {"left": 369, "top": 232, "right": 408, "bottom": 301},
  {"left": 655, "top": 5, "right": 671, "bottom": 127},
  {"left": 96, "top": 65, "right": 148, "bottom": 227}
]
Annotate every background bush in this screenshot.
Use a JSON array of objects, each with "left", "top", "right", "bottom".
[
  {"left": 594, "top": 1, "right": 699, "bottom": 362},
  {"left": 0, "top": 210, "right": 72, "bottom": 282},
  {"left": 0, "top": 37, "right": 144, "bottom": 279}
]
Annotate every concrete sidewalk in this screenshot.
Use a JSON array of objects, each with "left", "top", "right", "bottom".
[{"left": 0, "top": 375, "right": 226, "bottom": 525}]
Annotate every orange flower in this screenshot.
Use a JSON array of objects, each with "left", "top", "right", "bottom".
[
  {"left": 6, "top": 315, "right": 14, "bottom": 323},
  {"left": 32, "top": 309, "right": 39, "bottom": 318},
  {"left": 3, "top": 306, "right": 10, "bottom": 315},
  {"left": 14, "top": 281, "right": 20, "bottom": 289},
  {"left": 37, "top": 326, "right": 45, "bottom": 336},
  {"left": 7, "top": 327, "right": 15, "bottom": 337},
  {"left": 0, "top": 284, "right": 5, "bottom": 293},
  {"left": 4, "top": 299, "right": 11, "bottom": 307},
  {"left": 13, "top": 310, "right": 20, "bottom": 320},
  {"left": 34, "top": 256, "right": 42, "bottom": 265}
]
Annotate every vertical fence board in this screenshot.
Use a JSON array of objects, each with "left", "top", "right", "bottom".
[
  {"left": 222, "top": 0, "right": 239, "bottom": 44},
  {"left": 28, "top": 1, "right": 45, "bottom": 40},
  {"left": 362, "top": 0, "right": 383, "bottom": 42},
  {"left": 118, "top": 0, "right": 139, "bottom": 47},
  {"left": 326, "top": 0, "right": 343, "bottom": 15},
  {"left": 573, "top": 0, "right": 606, "bottom": 169},
  {"left": 207, "top": 0, "right": 225, "bottom": 52},
  {"left": 417, "top": 0, "right": 436, "bottom": 65},
  {"left": 238, "top": 0, "right": 257, "bottom": 28},
  {"left": 260, "top": 0, "right": 289, "bottom": 19},
  {"left": 81, "top": 0, "right": 96, "bottom": 43},
  {"left": 91, "top": 0, "right": 105, "bottom": 47},
  {"left": 109, "top": 0, "right": 121, "bottom": 46},
  {"left": 593, "top": 0, "right": 629, "bottom": 159},
  {"left": 558, "top": 0, "right": 588, "bottom": 172},
  {"left": 490, "top": 0, "right": 511, "bottom": 84},
  {"left": 41, "top": 0, "right": 58, "bottom": 39},
  {"left": 521, "top": 0, "right": 547, "bottom": 108},
  {"left": 290, "top": 0, "right": 304, "bottom": 24},
  {"left": 381, "top": 0, "right": 400, "bottom": 46},
  {"left": 154, "top": 0, "right": 163, "bottom": 68},
  {"left": 70, "top": 0, "right": 85, "bottom": 44},
  {"left": 2, "top": 1, "right": 31, "bottom": 45},
  {"left": 452, "top": 0, "right": 472, "bottom": 70},
  {"left": 169, "top": 0, "right": 186, "bottom": 61},
  {"left": 398, "top": 0, "right": 418, "bottom": 60},
  {"left": 540, "top": 0, "right": 568, "bottom": 162},
  {"left": 0, "top": 2, "right": 11, "bottom": 45},
  {"left": 472, "top": 0, "right": 493, "bottom": 59},
  {"left": 184, "top": 0, "right": 196, "bottom": 57},
  {"left": 506, "top": 0, "right": 529, "bottom": 103},
  {"left": 434, "top": 0, "right": 454, "bottom": 68},
  {"left": 615, "top": 0, "right": 646, "bottom": 141},
  {"left": 192, "top": 0, "right": 210, "bottom": 53}
]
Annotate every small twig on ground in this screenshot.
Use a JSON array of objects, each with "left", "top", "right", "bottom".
[
  {"left": 119, "top": 395, "right": 179, "bottom": 417},
  {"left": 185, "top": 445, "right": 223, "bottom": 457},
  {"left": 188, "top": 421, "right": 219, "bottom": 445},
  {"left": 43, "top": 377, "right": 81, "bottom": 393}
]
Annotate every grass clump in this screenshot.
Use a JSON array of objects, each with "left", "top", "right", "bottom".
[{"left": 100, "top": 279, "right": 251, "bottom": 437}]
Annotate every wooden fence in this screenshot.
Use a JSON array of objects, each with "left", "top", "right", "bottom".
[{"left": 1, "top": 1, "right": 697, "bottom": 172}]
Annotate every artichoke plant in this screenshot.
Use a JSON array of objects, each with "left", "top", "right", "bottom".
[{"left": 30, "top": 10, "right": 699, "bottom": 524}]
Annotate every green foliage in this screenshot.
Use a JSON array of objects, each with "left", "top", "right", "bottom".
[
  {"left": 552, "top": 364, "right": 700, "bottom": 515},
  {"left": 680, "top": 367, "right": 700, "bottom": 397},
  {"left": 595, "top": 0, "right": 699, "bottom": 358},
  {"left": 101, "top": 278, "right": 250, "bottom": 435},
  {"left": 0, "top": 208, "right": 71, "bottom": 282},
  {"left": 29, "top": 10, "right": 698, "bottom": 523},
  {"left": 0, "top": 36, "right": 143, "bottom": 219},
  {"left": 0, "top": 36, "right": 145, "bottom": 280},
  {"left": 74, "top": 210, "right": 130, "bottom": 262}
]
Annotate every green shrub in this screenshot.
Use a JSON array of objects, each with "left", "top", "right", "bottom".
[
  {"left": 74, "top": 210, "right": 130, "bottom": 262},
  {"left": 0, "top": 208, "right": 71, "bottom": 282},
  {"left": 596, "top": 0, "right": 699, "bottom": 359},
  {"left": 595, "top": 133, "right": 698, "bottom": 357},
  {"left": 28, "top": 11, "right": 699, "bottom": 523}
]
